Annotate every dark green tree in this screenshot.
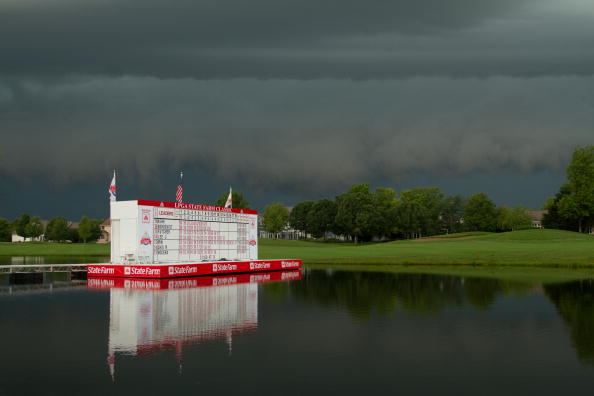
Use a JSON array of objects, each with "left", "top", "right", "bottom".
[
  {"left": 399, "top": 187, "right": 446, "bottom": 237},
  {"left": 558, "top": 146, "right": 594, "bottom": 232},
  {"left": 68, "top": 227, "right": 81, "bottom": 243},
  {"left": 440, "top": 195, "right": 465, "bottom": 234},
  {"left": 463, "top": 193, "right": 497, "bottom": 232},
  {"left": 497, "top": 206, "right": 532, "bottom": 231},
  {"left": 215, "top": 190, "right": 251, "bottom": 209},
  {"left": 13, "top": 214, "right": 31, "bottom": 240},
  {"left": 25, "top": 216, "right": 44, "bottom": 240},
  {"left": 45, "top": 217, "right": 70, "bottom": 242},
  {"left": 542, "top": 184, "right": 578, "bottom": 231},
  {"left": 373, "top": 188, "right": 399, "bottom": 238},
  {"left": 0, "top": 218, "right": 12, "bottom": 242},
  {"left": 289, "top": 201, "right": 315, "bottom": 236},
  {"left": 395, "top": 200, "right": 423, "bottom": 239},
  {"left": 335, "top": 183, "right": 380, "bottom": 243},
  {"left": 306, "top": 199, "right": 338, "bottom": 239},
  {"left": 78, "top": 216, "right": 93, "bottom": 243},
  {"left": 262, "top": 203, "right": 289, "bottom": 234}
]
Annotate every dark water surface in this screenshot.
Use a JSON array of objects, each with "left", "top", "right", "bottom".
[{"left": 1, "top": 268, "right": 594, "bottom": 395}]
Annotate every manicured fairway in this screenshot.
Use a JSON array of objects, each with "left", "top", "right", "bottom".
[
  {"left": 259, "top": 229, "right": 594, "bottom": 268},
  {"left": 0, "top": 242, "right": 109, "bottom": 257},
  {"left": 2, "top": 229, "right": 594, "bottom": 269}
]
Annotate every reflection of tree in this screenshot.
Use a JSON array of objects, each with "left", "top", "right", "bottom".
[
  {"left": 264, "top": 270, "right": 530, "bottom": 319},
  {"left": 544, "top": 280, "right": 594, "bottom": 365}
]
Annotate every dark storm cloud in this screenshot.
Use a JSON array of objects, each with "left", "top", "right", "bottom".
[
  {"left": 1, "top": 0, "right": 592, "bottom": 79},
  {"left": 1, "top": 76, "right": 593, "bottom": 193},
  {"left": 1, "top": 0, "right": 594, "bottom": 208}
]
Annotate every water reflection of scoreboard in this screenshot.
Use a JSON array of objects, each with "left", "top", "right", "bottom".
[{"left": 152, "top": 208, "right": 252, "bottom": 262}]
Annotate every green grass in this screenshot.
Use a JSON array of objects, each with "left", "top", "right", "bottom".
[
  {"left": 0, "top": 242, "right": 109, "bottom": 257},
  {"left": 3, "top": 229, "right": 594, "bottom": 270},
  {"left": 259, "top": 229, "right": 594, "bottom": 268}
]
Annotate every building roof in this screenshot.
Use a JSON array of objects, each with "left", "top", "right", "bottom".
[{"left": 530, "top": 210, "right": 547, "bottom": 221}]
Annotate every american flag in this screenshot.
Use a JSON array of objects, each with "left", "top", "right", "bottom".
[{"left": 176, "top": 171, "right": 183, "bottom": 203}]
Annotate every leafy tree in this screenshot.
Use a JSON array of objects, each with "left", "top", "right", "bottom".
[
  {"left": 78, "top": 216, "right": 93, "bottom": 243},
  {"left": 262, "top": 203, "right": 289, "bottom": 234},
  {"left": 558, "top": 146, "right": 594, "bottom": 232},
  {"left": 289, "top": 201, "right": 315, "bottom": 236},
  {"left": 215, "top": 191, "right": 250, "bottom": 209},
  {"left": 463, "top": 193, "right": 497, "bottom": 232},
  {"left": 335, "top": 183, "right": 380, "bottom": 243},
  {"left": 0, "top": 218, "right": 12, "bottom": 242},
  {"left": 45, "top": 217, "right": 70, "bottom": 242},
  {"left": 373, "top": 188, "right": 399, "bottom": 238},
  {"left": 90, "top": 219, "right": 103, "bottom": 241},
  {"left": 306, "top": 199, "right": 338, "bottom": 239},
  {"left": 399, "top": 187, "right": 445, "bottom": 237},
  {"left": 13, "top": 214, "right": 31, "bottom": 240},
  {"left": 497, "top": 206, "right": 532, "bottom": 231},
  {"left": 395, "top": 201, "right": 423, "bottom": 239},
  {"left": 440, "top": 195, "right": 465, "bottom": 234},
  {"left": 542, "top": 184, "right": 578, "bottom": 231},
  {"left": 25, "top": 216, "right": 44, "bottom": 240},
  {"left": 68, "top": 228, "right": 81, "bottom": 243}
]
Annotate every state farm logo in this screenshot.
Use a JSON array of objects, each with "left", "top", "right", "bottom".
[
  {"left": 249, "top": 240, "right": 257, "bottom": 246},
  {"left": 126, "top": 267, "right": 160, "bottom": 276},
  {"left": 249, "top": 262, "right": 270, "bottom": 270},
  {"left": 168, "top": 266, "right": 197, "bottom": 275},
  {"left": 88, "top": 266, "right": 115, "bottom": 274},
  {"left": 140, "top": 232, "right": 152, "bottom": 246},
  {"left": 281, "top": 261, "right": 299, "bottom": 268},
  {"left": 212, "top": 263, "right": 238, "bottom": 272}
]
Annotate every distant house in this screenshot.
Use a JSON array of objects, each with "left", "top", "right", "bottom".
[
  {"left": 97, "top": 219, "right": 111, "bottom": 243},
  {"left": 530, "top": 210, "right": 547, "bottom": 229},
  {"left": 11, "top": 219, "right": 48, "bottom": 242},
  {"left": 11, "top": 233, "right": 44, "bottom": 242}
]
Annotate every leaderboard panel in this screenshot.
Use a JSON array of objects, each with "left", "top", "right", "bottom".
[{"left": 150, "top": 207, "right": 257, "bottom": 263}]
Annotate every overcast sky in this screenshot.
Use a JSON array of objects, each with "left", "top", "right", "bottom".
[{"left": 1, "top": 0, "right": 593, "bottom": 219}]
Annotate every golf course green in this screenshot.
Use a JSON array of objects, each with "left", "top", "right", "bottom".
[{"left": 2, "top": 229, "right": 594, "bottom": 268}]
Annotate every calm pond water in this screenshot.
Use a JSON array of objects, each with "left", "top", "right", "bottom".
[{"left": 1, "top": 265, "right": 594, "bottom": 395}]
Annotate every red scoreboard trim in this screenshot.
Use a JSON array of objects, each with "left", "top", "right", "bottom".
[
  {"left": 87, "top": 259, "right": 302, "bottom": 279},
  {"left": 137, "top": 199, "right": 258, "bottom": 215},
  {"left": 87, "top": 270, "right": 302, "bottom": 290}
]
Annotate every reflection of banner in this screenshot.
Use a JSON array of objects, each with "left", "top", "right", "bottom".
[
  {"left": 101, "top": 270, "right": 301, "bottom": 380},
  {"left": 88, "top": 270, "right": 301, "bottom": 290}
]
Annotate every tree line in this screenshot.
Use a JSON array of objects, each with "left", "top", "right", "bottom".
[
  {"left": 0, "top": 215, "right": 104, "bottom": 243},
  {"left": 261, "top": 145, "right": 594, "bottom": 241},
  {"left": 262, "top": 186, "right": 533, "bottom": 242}
]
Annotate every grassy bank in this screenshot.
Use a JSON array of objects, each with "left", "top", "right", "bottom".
[
  {"left": 0, "top": 242, "right": 109, "bottom": 257},
  {"left": 2, "top": 229, "right": 594, "bottom": 269},
  {"left": 259, "top": 229, "right": 594, "bottom": 268}
]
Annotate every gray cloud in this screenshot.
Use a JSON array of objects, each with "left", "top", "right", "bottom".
[
  {"left": 1, "top": 0, "right": 593, "bottom": 79},
  {"left": 1, "top": 76, "right": 592, "bottom": 193}
]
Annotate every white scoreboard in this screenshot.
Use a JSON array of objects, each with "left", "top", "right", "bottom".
[{"left": 110, "top": 200, "right": 258, "bottom": 264}]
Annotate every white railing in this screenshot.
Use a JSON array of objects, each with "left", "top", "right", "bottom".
[{"left": 0, "top": 263, "right": 97, "bottom": 274}]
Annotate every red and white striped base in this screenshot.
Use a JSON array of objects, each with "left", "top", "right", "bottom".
[{"left": 87, "top": 259, "right": 301, "bottom": 278}]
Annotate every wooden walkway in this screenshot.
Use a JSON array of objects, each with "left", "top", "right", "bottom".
[{"left": 0, "top": 263, "right": 93, "bottom": 274}]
